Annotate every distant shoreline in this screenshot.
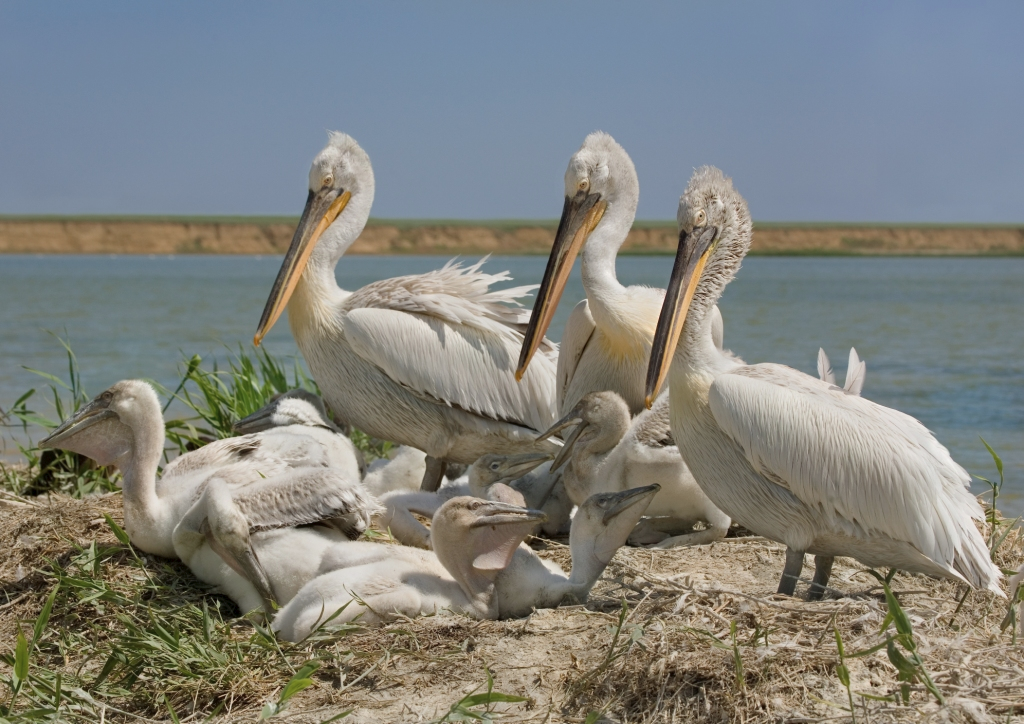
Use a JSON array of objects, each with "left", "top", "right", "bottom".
[{"left": 1, "top": 217, "right": 1022, "bottom": 256}]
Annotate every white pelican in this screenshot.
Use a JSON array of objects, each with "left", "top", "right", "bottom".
[
  {"left": 254, "top": 132, "right": 559, "bottom": 491},
  {"left": 377, "top": 451, "right": 554, "bottom": 549},
  {"left": 644, "top": 166, "right": 1003, "bottom": 599},
  {"left": 39, "top": 380, "right": 379, "bottom": 611},
  {"left": 495, "top": 485, "right": 659, "bottom": 617},
  {"left": 817, "top": 347, "right": 866, "bottom": 396},
  {"left": 516, "top": 132, "right": 664, "bottom": 415},
  {"left": 539, "top": 391, "right": 730, "bottom": 548},
  {"left": 272, "top": 497, "right": 546, "bottom": 639}
]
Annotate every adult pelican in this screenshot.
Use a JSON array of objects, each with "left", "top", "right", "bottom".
[
  {"left": 644, "top": 166, "right": 1002, "bottom": 599},
  {"left": 516, "top": 132, "right": 664, "bottom": 415},
  {"left": 254, "top": 132, "right": 559, "bottom": 490}
]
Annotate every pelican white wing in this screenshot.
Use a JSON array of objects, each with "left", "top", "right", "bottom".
[
  {"left": 342, "top": 260, "right": 558, "bottom": 433},
  {"left": 556, "top": 300, "right": 596, "bottom": 409},
  {"left": 706, "top": 363, "right": 998, "bottom": 591}
]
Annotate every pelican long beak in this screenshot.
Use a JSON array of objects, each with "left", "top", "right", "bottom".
[
  {"left": 537, "top": 404, "right": 586, "bottom": 471},
  {"left": 39, "top": 396, "right": 116, "bottom": 449},
  {"left": 253, "top": 187, "right": 352, "bottom": 346},
  {"left": 643, "top": 225, "right": 718, "bottom": 408},
  {"left": 232, "top": 407, "right": 275, "bottom": 435},
  {"left": 602, "top": 484, "right": 660, "bottom": 525},
  {"left": 496, "top": 452, "right": 555, "bottom": 483},
  {"left": 470, "top": 501, "right": 549, "bottom": 528},
  {"left": 515, "top": 190, "right": 606, "bottom": 380}
]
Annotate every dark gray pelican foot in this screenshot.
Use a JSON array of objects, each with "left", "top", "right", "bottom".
[
  {"left": 808, "top": 555, "right": 835, "bottom": 601},
  {"left": 777, "top": 548, "right": 804, "bottom": 596}
]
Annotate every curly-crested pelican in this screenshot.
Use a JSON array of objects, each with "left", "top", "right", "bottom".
[
  {"left": 272, "top": 497, "right": 546, "bottom": 639},
  {"left": 40, "top": 381, "right": 379, "bottom": 612},
  {"left": 516, "top": 132, "right": 669, "bottom": 415},
  {"left": 644, "top": 166, "right": 1003, "bottom": 599},
  {"left": 254, "top": 132, "right": 559, "bottom": 491},
  {"left": 540, "top": 391, "right": 730, "bottom": 548}
]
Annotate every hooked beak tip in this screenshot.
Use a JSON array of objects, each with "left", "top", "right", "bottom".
[
  {"left": 514, "top": 368, "right": 524, "bottom": 382},
  {"left": 253, "top": 334, "right": 263, "bottom": 347},
  {"left": 644, "top": 394, "right": 655, "bottom": 409}
]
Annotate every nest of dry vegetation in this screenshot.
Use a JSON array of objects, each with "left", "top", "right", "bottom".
[{"left": 0, "top": 490, "right": 1021, "bottom": 724}]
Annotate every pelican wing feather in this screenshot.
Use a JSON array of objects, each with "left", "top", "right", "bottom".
[
  {"left": 706, "top": 364, "right": 998, "bottom": 591},
  {"left": 556, "top": 299, "right": 597, "bottom": 410},
  {"left": 229, "top": 468, "right": 382, "bottom": 535},
  {"left": 345, "top": 307, "right": 556, "bottom": 433}
]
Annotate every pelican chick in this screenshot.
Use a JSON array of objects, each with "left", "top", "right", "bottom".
[
  {"left": 644, "top": 166, "right": 1002, "bottom": 600},
  {"left": 40, "top": 380, "right": 380, "bottom": 612},
  {"left": 272, "top": 497, "right": 546, "bottom": 640},
  {"left": 495, "top": 485, "right": 659, "bottom": 618},
  {"left": 540, "top": 391, "right": 730, "bottom": 548},
  {"left": 232, "top": 388, "right": 367, "bottom": 476},
  {"left": 378, "top": 452, "right": 554, "bottom": 549},
  {"left": 253, "top": 132, "right": 560, "bottom": 491}
]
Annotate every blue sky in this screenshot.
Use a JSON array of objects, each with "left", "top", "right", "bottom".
[{"left": 1, "top": 2, "right": 1021, "bottom": 221}]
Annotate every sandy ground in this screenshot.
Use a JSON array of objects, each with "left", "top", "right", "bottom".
[
  {"left": 1, "top": 491, "right": 1021, "bottom": 723},
  {"left": 2, "top": 219, "right": 1023, "bottom": 256}
]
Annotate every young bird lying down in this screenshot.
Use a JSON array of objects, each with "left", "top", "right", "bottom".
[
  {"left": 38, "top": 380, "right": 379, "bottom": 615},
  {"left": 494, "top": 484, "right": 659, "bottom": 618},
  {"left": 272, "top": 497, "right": 546, "bottom": 641}
]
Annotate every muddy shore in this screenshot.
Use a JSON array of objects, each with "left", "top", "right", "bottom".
[{"left": 2, "top": 218, "right": 1023, "bottom": 255}]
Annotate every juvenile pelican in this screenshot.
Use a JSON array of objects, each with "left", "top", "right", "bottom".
[
  {"left": 378, "top": 452, "right": 554, "bottom": 549},
  {"left": 40, "top": 381, "right": 379, "bottom": 611},
  {"left": 232, "top": 388, "right": 366, "bottom": 476},
  {"left": 645, "top": 166, "right": 1003, "bottom": 599},
  {"left": 495, "top": 485, "right": 659, "bottom": 617},
  {"left": 540, "top": 391, "right": 730, "bottom": 548},
  {"left": 254, "top": 133, "right": 559, "bottom": 491},
  {"left": 272, "top": 497, "right": 546, "bottom": 639},
  {"left": 517, "top": 132, "right": 683, "bottom": 415}
]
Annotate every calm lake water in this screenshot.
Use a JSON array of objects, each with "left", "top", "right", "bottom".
[{"left": 1, "top": 254, "right": 1021, "bottom": 515}]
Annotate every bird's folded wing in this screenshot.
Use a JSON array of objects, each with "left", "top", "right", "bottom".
[
  {"left": 230, "top": 468, "right": 382, "bottom": 533},
  {"left": 556, "top": 300, "right": 596, "bottom": 409},
  {"left": 344, "top": 307, "right": 557, "bottom": 433},
  {"left": 707, "top": 363, "right": 980, "bottom": 566}
]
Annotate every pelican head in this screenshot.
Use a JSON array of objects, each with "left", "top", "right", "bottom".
[
  {"left": 538, "top": 391, "right": 631, "bottom": 472},
  {"left": 645, "top": 167, "right": 751, "bottom": 406},
  {"left": 467, "top": 452, "right": 554, "bottom": 491},
  {"left": 570, "top": 485, "right": 659, "bottom": 578},
  {"left": 254, "top": 132, "right": 375, "bottom": 345},
  {"left": 232, "top": 389, "right": 337, "bottom": 434},
  {"left": 39, "top": 380, "right": 160, "bottom": 466},
  {"left": 432, "top": 496, "right": 548, "bottom": 578},
  {"left": 516, "top": 132, "right": 639, "bottom": 378}
]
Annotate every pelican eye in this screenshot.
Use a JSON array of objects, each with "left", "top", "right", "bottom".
[
  {"left": 490, "top": 462, "right": 500, "bottom": 471},
  {"left": 695, "top": 209, "right": 707, "bottom": 226},
  {"left": 578, "top": 178, "right": 590, "bottom": 192},
  {"left": 322, "top": 175, "right": 334, "bottom": 188}
]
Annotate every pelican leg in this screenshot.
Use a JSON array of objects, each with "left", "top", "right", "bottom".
[
  {"left": 808, "top": 555, "right": 835, "bottom": 601},
  {"left": 445, "top": 462, "right": 468, "bottom": 481},
  {"left": 420, "top": 456, "right": 448, "bottom": 492},
  {"left": 778, "top": 548, "right": 804, "bottom": 596}
]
